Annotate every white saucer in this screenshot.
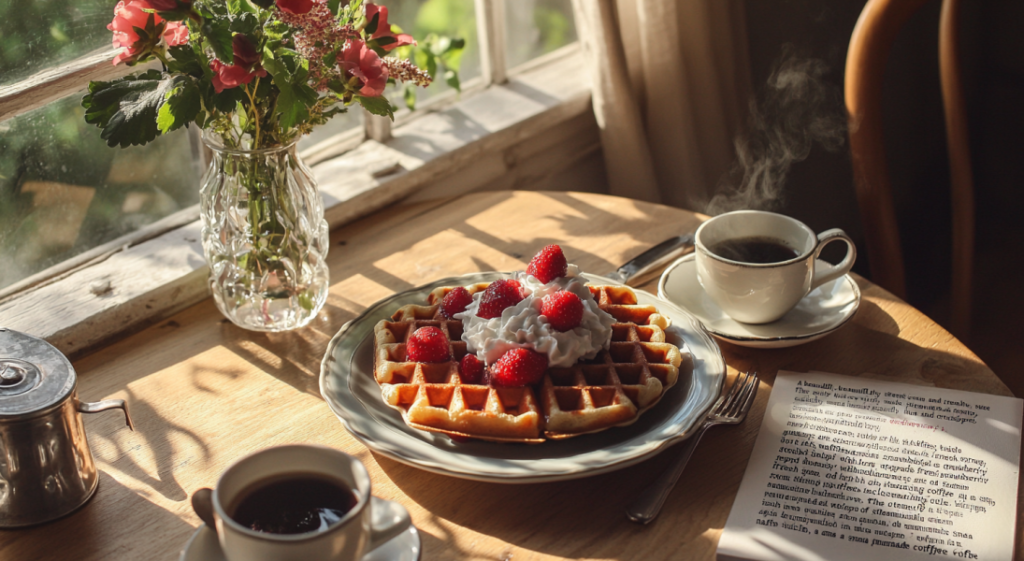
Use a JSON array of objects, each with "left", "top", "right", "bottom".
[
  {"left": 658, "top": 254, "right": 861, "bottom": 349},
  {"left": 179, "top": 523, "right": 421, "bottom": 561}
]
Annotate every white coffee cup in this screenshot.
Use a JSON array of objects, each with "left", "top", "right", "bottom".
[
  {"left": 694, "top": 210, "right": 856, "bottom": 324},
  {"left": 210, "top": 444, "right": 411, "bottom": 561}
]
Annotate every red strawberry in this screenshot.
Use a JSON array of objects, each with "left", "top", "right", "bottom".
[
  {"left": 526, "top": 244, "right": 568, "bottom": 284},
  {"left": 541, "top": 290, "right": 584, "bottom": 332},
  {"left": 490, "top": 348, "right": 548, "bottom": 387},
  {"left": 440, "top": 286, "right": 473, "bottom": 318},
  {"left": 458, "top": 354, "right": 485, "bottom": 384},
  {"left": 406, "top": 326, "right": 449, "bottom": 363},
  {"left": 476, "top": 279, "right": 524, "bottom": 319}
]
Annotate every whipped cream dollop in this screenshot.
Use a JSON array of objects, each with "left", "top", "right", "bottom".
[{"left": 455, "top": 265, "right": 616, "bottom": 367}]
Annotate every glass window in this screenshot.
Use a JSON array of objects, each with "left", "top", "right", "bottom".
[
  {"left": 504, "top": 0, "right": 577, "bottom": 70},
  {"left": 382, "top": 0, "right": 481, "bottom": 108},
  {"left": 0, "top": 0, "right": 115, "bottom": 87},
  {"left": 0, "top": 92, "right": 198, "bottom": 290},
  {"left": 298, "top": 106, "right": 364, "bottom": 151}
]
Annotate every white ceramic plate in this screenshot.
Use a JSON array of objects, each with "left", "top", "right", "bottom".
[
  {"left": 319, "top": 272, "right": 726, "bottom": 484},
  {"left": 658, "top": 254, "right": 861, "bottom": 349},
  {"left": 179, "top": 524, "right": 421, "bottom": 561}
]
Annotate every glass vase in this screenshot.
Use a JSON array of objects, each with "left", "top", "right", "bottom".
[{"left": 199, "top": 137, "right": 329, "bottom": 331}]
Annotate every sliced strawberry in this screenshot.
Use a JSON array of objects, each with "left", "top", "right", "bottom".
[
  {"left": 526, "top": 244, "right": 568, "bottom": 284},
  {"left": 440, "top": 286, "right": 473, "bottom": 318},
  {"left": 458, "top": 354, "right": 485, "bottom": 384},
  {"left": 541, "top": 290, "right": 584, "bottom": 332},
  {"left": 490, "top": 348, "right": 548, "bottom": 387},
  {"left": 476, "top": 279, "right": 524, "bottom": 319},
  {"left": 406, "top": 326, "right": 450, "bottom": 363}
]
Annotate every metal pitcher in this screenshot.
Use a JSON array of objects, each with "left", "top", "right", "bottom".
[{"left": 0, "top": 328, "right": 134, "bottom": 527}]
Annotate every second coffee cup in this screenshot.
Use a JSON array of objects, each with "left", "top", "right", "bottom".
[
  {"left": 695, "top": 210, "right": 856, "bottom": 324},
  {"left": 203, "top": 444, "right": 411, "bottom": 561}
]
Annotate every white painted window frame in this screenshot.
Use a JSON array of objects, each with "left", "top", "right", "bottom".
[{"left": 0, "top": 1, "right": 593, "bottom": 358}]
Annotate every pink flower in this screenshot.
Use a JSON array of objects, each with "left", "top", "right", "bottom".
[
  {"left": 340, "top": 39, "right": 388, "bottom": 96},
  {"left": 276, "top": 0, "right": 313, "bottom": 15},
  {"left": 365, "top": 3, "right": 414, "bottom": 51},
  {"left": 108, "top": 0, "right": 188, "bottom": 65}
]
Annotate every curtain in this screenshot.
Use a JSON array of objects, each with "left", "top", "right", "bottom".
[{"left": 571, "top": 0, "right": 753, "bottom": 211}]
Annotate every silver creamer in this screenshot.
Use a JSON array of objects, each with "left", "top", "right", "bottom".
[{"left": 0, "top": 328, "right": 133, "bottom": 527}]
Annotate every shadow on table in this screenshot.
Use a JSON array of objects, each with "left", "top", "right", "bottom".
[
  {"left": 377, "top": 451, "right": 727, "bottom": 560},
  {"left": 0, "top": 472, "right": 195, "bottom": 561}
]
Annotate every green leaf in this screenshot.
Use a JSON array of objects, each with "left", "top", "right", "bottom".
[
  {"left": 230, "top": 12, "right": 259, "bottom": 35},
  {"left": 261, "top": 55, "right": 309, "bottom": 129},
  {"left": 157, "top": 76, "right": 201, "bottom": 133},
  {"left": 158, "top": 10, "right": 190, "bottom": 21},
  {"left": 327, "top": 0, "right": 340, "bottom": 15},
  {"left": 82, "top": 70, "right": 177, "bottom": 147},
  {"left": 202, "top": 18, "right": 234, "bottom": 61},
  {"left": 426, "top": 55, "right": 437, "bottom": 79},
  {"left": 227, "top": 0, "right": 256, "bottom": 14},
  {"left": 166, "top": 45, "right": 204, "bottom": 76},
  {"left": 444, "top": 69, "right": 460, "bottom": 92},
  {"left": 356, "top": 96, "right": 395, "bottom": 120},
  {"left": 445, "top": 37, "right": 466, "bottom": 53},
  {"left": 365, "top": 12, "right": 380, "bottom": 35},
  {"left": 403, "top": 84, "right": 416, "bottom": 110}
]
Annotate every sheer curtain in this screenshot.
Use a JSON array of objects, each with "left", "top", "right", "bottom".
[{"left": 571, "top": 0, "right": 752, "bottom": 210}]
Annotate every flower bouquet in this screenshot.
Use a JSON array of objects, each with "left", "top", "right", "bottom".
[{"left": 84, "top": 0, "right": 460, "bottom": 331}]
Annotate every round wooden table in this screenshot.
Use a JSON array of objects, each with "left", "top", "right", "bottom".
[{"left": 1, "top": 191, "right": 1015, "bottom": 560}]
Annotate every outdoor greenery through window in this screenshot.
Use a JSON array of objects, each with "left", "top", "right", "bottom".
[{"left": 0, "top": 0, "right": 577, "bottom": 294}]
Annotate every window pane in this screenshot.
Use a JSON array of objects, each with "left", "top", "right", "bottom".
[
  {"left": 0, "top": 92, "right": 198, "bottom": 290},
  {"left": 0, "top": 0, "right": 115, "bottom": 87},
  {"left": 298, "top": 105, "right": 364, "bottom": 150},
  {"left": 504, "top": 0, "right": 577, "bottom": 70},
  {"left": 382, "top": 0, "right": 481, "bottom": 108}
]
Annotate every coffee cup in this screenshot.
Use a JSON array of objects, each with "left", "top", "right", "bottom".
[
  {"left": 203, "top": 444, "right": 411, "bottom": 561},
  {"left": 694, "top": 210, "right": 856, "bottom": 324}
]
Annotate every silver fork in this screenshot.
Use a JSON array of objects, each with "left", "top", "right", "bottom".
[{"left": 626, "top": 371, "right": 760, "bottom": 524}]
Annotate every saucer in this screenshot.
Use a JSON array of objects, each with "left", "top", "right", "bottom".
[
  {"left": 658, "top": 254, "right": 860, "bottom": 349},
  {"left": 179, "top": 523, "right": 421, "bottom": 561}
]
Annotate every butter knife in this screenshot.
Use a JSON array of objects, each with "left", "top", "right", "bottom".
[{"left": 604, "top": 234, "right": 695, "bottom": 287}]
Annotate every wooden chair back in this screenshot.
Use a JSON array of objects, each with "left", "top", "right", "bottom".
[{"left": 845, "top": 0, "right": 975, "bottom": 338}]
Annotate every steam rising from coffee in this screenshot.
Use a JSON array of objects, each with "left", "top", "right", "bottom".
[{"left": 706, "top": 48, "right": 847, "bottom": 215}]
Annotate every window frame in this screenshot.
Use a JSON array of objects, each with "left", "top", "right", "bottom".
[{"left": 0, "top": 1, "right": 592, "bottom": 358}]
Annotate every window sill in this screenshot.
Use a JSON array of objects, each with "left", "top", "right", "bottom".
[{"left": 0, "top": 45, "right": 595, "bottom": 359}]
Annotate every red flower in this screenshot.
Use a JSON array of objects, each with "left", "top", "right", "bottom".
[
  {"left": 340, "top": 39, "right": 388, "bottom": 96},
  {"left": 210, "top": 60, "right": 267, "bottom": 93},
  {"left": 231, "top": 34, "right": 261, "bottom": 70},
  {"left": 108, "top": 0, "right": 188, "bottom": 66},
  {"left": 365, "top": 3, "right": 415, "bottom": 52},
  {"left": 276, "top": 0, "right": 313, "bottom": 15},
  {"left": 209, "top": 35, "right": 268, "bottom": 93}
]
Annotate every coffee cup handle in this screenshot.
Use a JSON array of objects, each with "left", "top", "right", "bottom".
[
  {"left": 810, "top": 229, "right": 857, "bottom": 291},
  {"left": 367, "top": 496, "right": 412, "bottom": 552}
]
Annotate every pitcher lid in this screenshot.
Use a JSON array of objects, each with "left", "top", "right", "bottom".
[{"left": 0, "top": 329, "right": 76, "bottom": 418}]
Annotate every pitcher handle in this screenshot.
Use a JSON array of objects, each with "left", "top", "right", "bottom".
[{"left": 78, "top": 398, "right": 135, "bottom": 431}]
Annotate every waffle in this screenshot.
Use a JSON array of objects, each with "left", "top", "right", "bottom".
[{"left": 372, "top": 283, "right": 686, "bottom": 443}]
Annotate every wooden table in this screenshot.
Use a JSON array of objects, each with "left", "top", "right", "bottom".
[{"left": 1, "top": 191, "right": 1017, "bottom": 560}]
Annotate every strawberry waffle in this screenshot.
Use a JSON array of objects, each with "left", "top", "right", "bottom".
[{"left": 372, "top": 246, "right": 687, "bottom": 443}]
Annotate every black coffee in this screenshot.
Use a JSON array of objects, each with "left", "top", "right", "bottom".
[
  {"left": 709, "top": 236, "right": 799, "bottom": 264},
  {"left": 230, "top": 473, "right": 358, "bottom": 535}
]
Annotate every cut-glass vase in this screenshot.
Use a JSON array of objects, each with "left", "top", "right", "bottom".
[{"left": 199, "top": 137, "right": 329, "bottom": 331}]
